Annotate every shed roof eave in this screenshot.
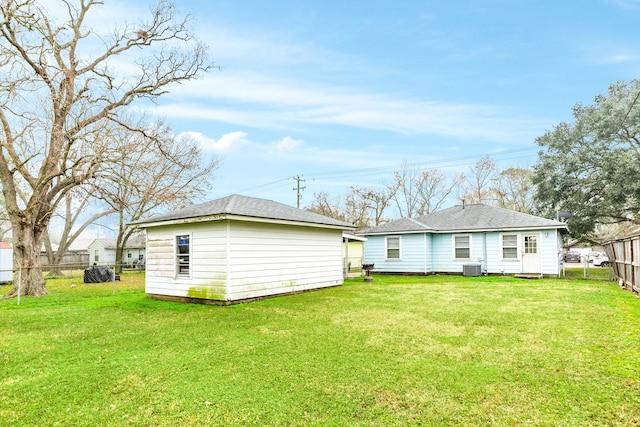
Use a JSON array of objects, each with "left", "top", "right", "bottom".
[{"left": 132, "top": 213, "right": 355, "bottom": 231}]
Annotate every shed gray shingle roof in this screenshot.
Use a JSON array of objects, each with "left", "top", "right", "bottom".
[
  {"left": 360, "top": 204, "right": 567, "bottom": 234},
  {"left": 133, "top": 194, "right": 354, "bottom": 229}
]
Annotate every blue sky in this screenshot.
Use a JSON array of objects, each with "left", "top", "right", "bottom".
[{"left": 140, "top": 1, "right": 640, "bottom": 207}]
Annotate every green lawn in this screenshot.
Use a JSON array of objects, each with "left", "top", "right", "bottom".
[{"left": 1, "top": 273, "right": 639, "bottom": 426}]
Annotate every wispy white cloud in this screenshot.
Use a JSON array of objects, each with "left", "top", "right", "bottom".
[
  {"left": 579, "top": 40, "right": 640, "bottom": 66},
  {"left": 606, "top": 0, "right": 640, "bottom": 9},
  {"left": 157, "top": 72, "right": 545, "bottom": 143}
]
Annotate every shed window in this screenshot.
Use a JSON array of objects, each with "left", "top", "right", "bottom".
[
  {"left": 502, "top": 234, "right": 518, "bottom": 259},
  {"left": 386, "top": 236, "right": 401, "bottom": 260},
  {"left": 454, "top": 235, "right": 471, "bottom": 259},
  {"left": 176, "top": 235, "right": 191, "bottom": 276}
]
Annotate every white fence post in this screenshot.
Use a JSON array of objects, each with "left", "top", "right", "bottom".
[{"left": 17, "top": 267, "right": 21, "bottom": 306}]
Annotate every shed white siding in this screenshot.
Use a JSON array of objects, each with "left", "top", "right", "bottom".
[
  {"left": 145, "top": 221, "right": 228, "bottom": 299},
  {"left": 144, "top": 220, "right": 343, "bottom": 302}
]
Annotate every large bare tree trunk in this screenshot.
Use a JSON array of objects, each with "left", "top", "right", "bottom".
[
  {"left": 5, "top": 223, "right": 48, "bottom": 297},
  {"left": 0, "top": 0, "right": 210, "bottom": 297}
]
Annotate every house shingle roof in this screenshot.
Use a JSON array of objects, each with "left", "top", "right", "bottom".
[
  {"left": 89, "top": 236, "right": 146, "bottom": 249},
  {"left": 360, "top": 204, "right": 567, "bottom": 235},
  {"left": 132, "top": 194, "right": 354, "bottom": 229}
]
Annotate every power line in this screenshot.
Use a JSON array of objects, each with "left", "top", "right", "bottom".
[
  {"left": 236, "top": 147, "right": 539, "bottom": 196},
  {"left": 301, "top": 147, "right": 538, "bottom": 180}
]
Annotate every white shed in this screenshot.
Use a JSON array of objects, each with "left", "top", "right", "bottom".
[
  {"left": 0, "top": 242, "right": 13, "bottom": 283},
  {"left": 132, "top": 194, "right": 355, "bottom": 304}
]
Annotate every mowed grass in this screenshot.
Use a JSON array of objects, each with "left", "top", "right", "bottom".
[{"left": 1, "top": 273, "right": 639, "bottom": 426}]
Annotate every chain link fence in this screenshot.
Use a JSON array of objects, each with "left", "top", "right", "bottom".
[{"left": 0, "top": 263, "right": 146, "bottom": 305}]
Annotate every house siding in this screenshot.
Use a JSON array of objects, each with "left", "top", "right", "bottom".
[
  {"left": 87, "top": 239, "right": 146, "bottom": 268},
  {"left": 364, "top": 233, "right": 430, "bottom": 274},
  {"left": 344, "top": 240, "right": 364, "bottom": 271},
  {"left": 364, "top": 228, "right": 564, "bottom": 276},
  {"left": 540, "top": 229, "right": 563, "bottom": 275},
  {"left": 87, "top": 240, "right": 116, "bottom": 266}
]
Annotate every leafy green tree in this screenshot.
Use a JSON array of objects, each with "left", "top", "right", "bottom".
[{"left": 533, "top": 80, "right": 640, "bottom": 240}]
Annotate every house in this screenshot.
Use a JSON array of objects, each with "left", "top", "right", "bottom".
[
  {"left": 342, "top": 231, "right": 367, "bottom": 275},
  {"left": 131, "top": 194, "right": 355, "bottom": 304},
  {"left": 564, "top": 239, "right": 606, "bottom": 259},
  {"left": 40, "top": 238, "right": 91, "bottom": 268},
  {"left": 358, "top": 204, "right": 568, "bottom": 277},
  {"left": 87, "top": 235, "right": 146, "bottom": 268},
  {"left": 0, "top": 242, "right": 12, "bottom": 283}
]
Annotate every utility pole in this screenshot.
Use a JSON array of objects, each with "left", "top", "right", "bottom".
[{"left": 293, "top": 175, "right": 306, "bottom": 208}]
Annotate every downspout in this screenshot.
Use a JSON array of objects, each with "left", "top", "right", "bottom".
[
  {"left": 424, "top": 233, "right": 428, "bottom": 274},
  {"left": 225, "top": 220, "right": 231, "bottom": 300},
  {"left": 344, "top": 236, "right": 349, "bottom": 279},
  {"left": 482, "top": 232, "right": 488, "bottom": 275}
]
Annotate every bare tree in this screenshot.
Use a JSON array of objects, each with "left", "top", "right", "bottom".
[
  {"left": 388, "top": 162, "right": 464, "bottom": 218},
  {"left": 0, "top": 0, "right": 210, "bottom": 297},
  {"left": 388, "top": 162, "right": 422, "bottom": 218},
  {"left": 493, "top": 167, "right": 535, "bottom": 213},
  {"left": 43, "top": 189, "right": 115, "bottom": 275},
  {"left": 0, "top": 195, "right": 11, "bottom": 241},
  {"left": 305, "top": 192, "right": 346, "bottom": 221},
  {"left": 98, "top": 122, "right": 218, "bottom": 274},
  {"left": 344, "top": 188, "right": 370, "bottom": 229},
  {"left": 415, "top": 169, "right": 465, "bottom": 215},
  {"left": 349, "top": 186, "right": 392, "bottom": 227},
  {"left": 462, "top": 156, "right": 498, "bottom": 204}
]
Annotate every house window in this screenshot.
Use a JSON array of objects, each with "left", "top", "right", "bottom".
[
  {"left": 454, "top": 235, "right": 471, "bottom": 259},
  {"left": 524, "top": 235, "right": 538, "bottom": 254},
  {"left": 94, "top": 250, "right": 99, "bottom": 262},
  {"left": 502, "top": 234, "right": 518, "bottom": 259},
  {"left": 176, "top": 234, "right": 191, "bottom": 276},
  {"left": 386, "top": 236, "right": 401, "bottom": 260}
]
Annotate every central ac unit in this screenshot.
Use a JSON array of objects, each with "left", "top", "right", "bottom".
[{"left": 463, "top": 263, "right": 482, "bottom": 277}]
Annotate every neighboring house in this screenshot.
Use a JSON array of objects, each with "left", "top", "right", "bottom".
[
  {"left": 131, "top": 194, "right": 355, "bottom": 304},
  {"left": 564, "top": 239, "right": 606, "bottom": 259},
  {"left": 358, "top": 204, "right": 568, "bottom": 277},
  {"left": 40, "top": 238, "right": 92, "bottom": 268},
  {"left": 343, "top": 231, "right": 367, "bottom": 275},
  {"left": 88, "top": 236, "right": 146, "bottom": 267},
  {"left": 0, "top": 242, "right": 12, "bottom": 283}
]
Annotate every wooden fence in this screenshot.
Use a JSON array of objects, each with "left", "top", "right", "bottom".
[{"left": 603, "top": 235, "right": 640, "bottom": 294}]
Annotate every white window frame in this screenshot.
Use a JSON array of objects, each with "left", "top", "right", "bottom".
[
  {"left": 453, "top": 234, "right": 472, "bottom": 260},
  {"left": 175, "top": 233, "right": 192, "bottom": 278},
  {"left": 501, "top": 233, "right": 519, "bottom": 260},
  {"left": 385, "top": 236, "right": 402, "bottom": 260}
]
